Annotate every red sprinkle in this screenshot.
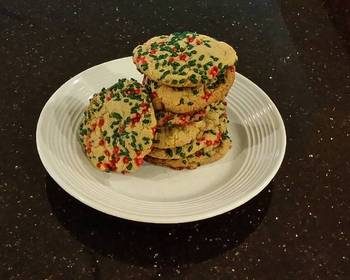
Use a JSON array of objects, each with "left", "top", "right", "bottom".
[
  {"left": 134, "top": 88, "right": 141, "bottom": 94},
  {"left": 205, "top": 140, "right": 213, "bottom": 146},
  {"left": 179, "top": 53, "right": 188, "bottom": 61},
  {"left": 123, "top": 157, "right": 129, "bottom": 164},
  {"left": 91, "top": 123, "right": 97, "bottom": 131},
  {"left": 103, "top": 163, "right": 111, "bottom": 170},
  {"left": 99, "top": 139, "right": 105, "bottom": 146},
  {"left": 86, "top": 147, "right": 92, "bottom": 154},
  {"left": 202, "top": 91, "right": 212, "bottom": 102},
  {"left": 179, "top": 116, "right": 189, "bottom": 125},
  {"left": 151, "top": 91, "right": 158, "bottom": 99},
  {"left": 168, "top": 57, "right": 175, "bottom": 63},
  {"left": 140, "top": 102, "right": 149, "bottom": 113},
  {"left": 149, "top": 49, "right": 157, "bottom": 55},
  {"left": 209, "top": 66, "right": 219, "bottom": 77},
  {"left": 135, "top": 157, "right": 144, "bottom": 166},
  {"left": 108, "top": 162, "right": 117, "bottom": 171},
  {"left": 131, "top": 113, "right": 141, "bottom": 125},
  {"left": 160, "top": 115, "right": 172, "bottom": 125},
  {"left": 104, "top": 150, "right": 110, "bottom": 157},
  {"left": 187, "top": 36, "right": 194, "bottom": 43},
  {"left": 152, "top": 127, "right": 157, "bottom": 135},
  {"left": 136, "top": 55, "right": 147, "bottom": 65},
  {"left": 96, "top": 162, "right": 102, "bottom": 168},
  {"left": 113, "top": 146, "right": 120, "bottom": 155},
  {"left": 105, "top": 95, "right": 111, "bottom": 101},
  {"left": 195, "top": 151, "right": 202, "bottom": 157},
  {"left": 98, "top": 118, "right": 105, "bottom": 128}
]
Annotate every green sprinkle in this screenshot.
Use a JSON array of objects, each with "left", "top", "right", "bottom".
[
  {"left": 166, "top": 149, "right": 173, "bottom": 157},
  {"left": 151, "top": 42, "right": 158, "bottom": 49},
  {"left": 179, "top": 98, "right": 184, "bottom": 104},
  {"left": 98, "top": 155, "right": 105, "bottom": 162},
  {"left": 127, "top": 163, "right": 133, "bottom": 170},
  {"left": 111, "top": 112, "right": 122, "bottom": 119},
  {"left": 188, "top": 60, "right": 196, "bottom": 66},
  {"left": 191, "top": 88, "right": 199, "bottom": 95},
  {"left": 171, "top": 80, "right": 178, "bottom": 85},
  {"left": 189, "top": 74, "right": 198, "bottom": 83},
  {"left": 119, "top": 149, "right": 129, "bottom": 156},
  {"left": 80, "top": 128, "right": 88, "bottom": 136},
  {"left": 199, "top": 55, "right": 205, "bottom": 61},
  {"left": 176, "top": 147, "right": 182, "bottom": 155},
  {"left": 160, "top": 70, "right": 170, "bottom": 80}
]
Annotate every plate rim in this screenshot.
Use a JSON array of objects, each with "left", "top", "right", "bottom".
[{"left": 36, "top": 57, "right": 287, "bottom": 224}]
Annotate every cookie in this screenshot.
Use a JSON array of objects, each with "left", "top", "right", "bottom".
[
  {"left": 146, "top": 66, "right": 235, "bottom": 113},
  {"left": 155, "top": 107, "right": 207, "bottom": 127},
  {"left": 133, "top": 32, "right": 237, "bottom": 87},
  {"left": 153, "top": 101, "right": 228, "bottom": 149},
  {"left": 145, "top": 135, "right": 232, "bottom": 170},
  {"left": 79, "top": 79, "right": 156, "bottom": 173},
  {"left": 149, "top": 128, "right": 225, "bottom": 160}
]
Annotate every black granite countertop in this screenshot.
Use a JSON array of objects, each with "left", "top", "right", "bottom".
[{"left": 1, "top": 0, "right": 349, "bottom": 279}]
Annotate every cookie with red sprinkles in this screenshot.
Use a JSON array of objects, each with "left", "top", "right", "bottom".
[
  {"left": 79, "top": 78, "right": 156, "bottom": 174},
  {"left": 132, "top": 31, "right": 237, "bottom": 88},
  {"left": 149, "top": 126, "right": 226, "bottom": 160},
  {"left": 144, "top": 66, "right": 235, "bottom": 113},
  {"left": 145, "top": 134, "right": 232, "bottom": 170},
  {"left": 153, "top": 101, "right": 228, "bottom": 149}
]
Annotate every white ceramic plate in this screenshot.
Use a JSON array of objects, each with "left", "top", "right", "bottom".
[{"left": 36, "top": 57, "right": 286, "bottom": 223}]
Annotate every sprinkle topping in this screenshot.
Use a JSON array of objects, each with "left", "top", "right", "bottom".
[
  {"left": 79, "top": 79, "right": 156, "bottom": 174},
  {"left": 132, "top": 32, "right": 238, "bottom": 87}
]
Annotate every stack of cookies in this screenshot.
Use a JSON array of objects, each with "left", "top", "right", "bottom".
[{"left": 132, "top": 32, "right": 238, "bottom": 169}]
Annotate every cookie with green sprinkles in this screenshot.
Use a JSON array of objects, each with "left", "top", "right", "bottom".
[
  {"left": 155, "top": 107, "right": 207, "bottom": 127},
  {"left": 78, "top": 78, "right": 156, "bottom": 174},
  {"left": 153, "top": 101, "right": 228, "bottom": 149},
  {"left": 132, "top": 31, "right": 238, "bottom": 88},
  {"left": 149, "top": 127, "right": 225, "bottom": 160},
  {"left": 145, "top": 66, "right": 235, "bottom": 113},
  {"left": 145, "top": 136, "right": 232, "bottom": 170}
]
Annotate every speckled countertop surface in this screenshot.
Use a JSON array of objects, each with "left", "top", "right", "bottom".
[{"left": 1, "top": 0, "right": 349, "bottom": 279}]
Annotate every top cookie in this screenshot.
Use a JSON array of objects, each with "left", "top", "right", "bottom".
[
  {"left": 132, "top": 31, "right": 238, "bottom": 87},
  {"left": 79, "top": 78, "right": 156, "bottom": 174}
]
